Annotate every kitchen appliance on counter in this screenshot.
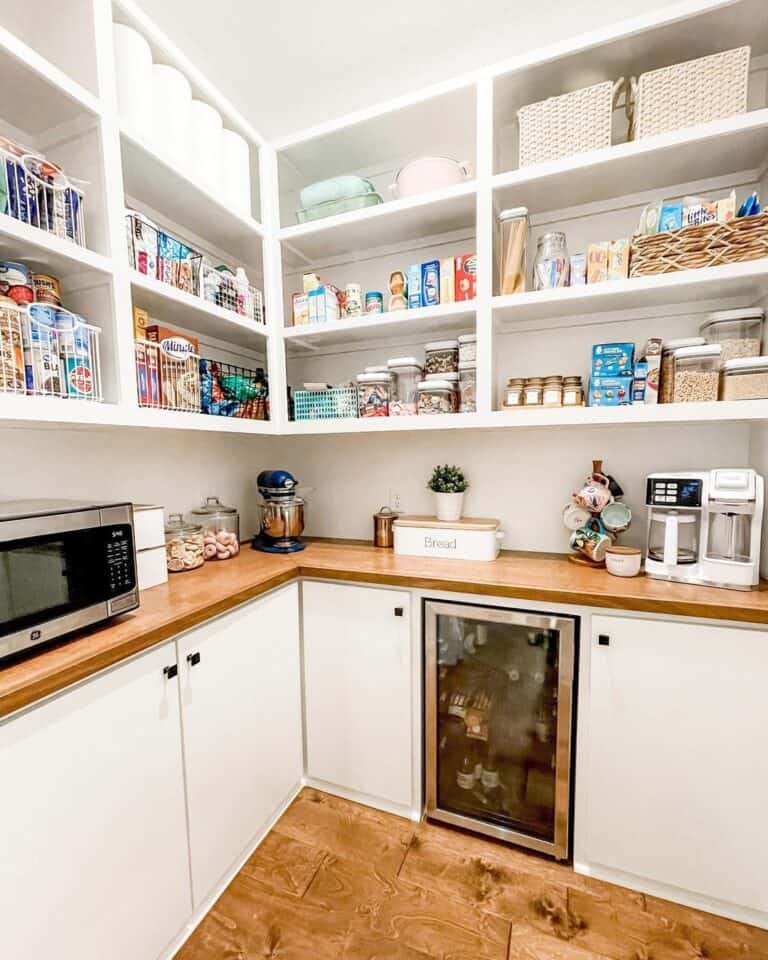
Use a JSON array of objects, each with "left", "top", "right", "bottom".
[
  {"left": 424, "top": 600, "right": 576, "bottom": 859},
  {"left": 253, "top": 470, "right": 306, "bottom": 553},
  {"left": 645, "top": 469, "right": 764, "bottom": 590},
  {"left": 0, "top": 499, "right": 138, "bottom": 660},
  {"left": 393, "top": 516, "right": 504, "bottom": 562}
]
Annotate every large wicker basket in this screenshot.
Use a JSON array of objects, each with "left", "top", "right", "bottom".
[
  {"left": 517, "top": 79, "right": 623, "bottom": 167},
  {"left": 629, "top": 46, "right": 750, "bottom": 140},
  {"left": 629, "top": 212, "right": 768, "bottom": 277}
]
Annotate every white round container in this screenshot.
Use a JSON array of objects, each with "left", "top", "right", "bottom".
[
  {"left": 151, "top": 64, "right": 192, "bottom": 168},
  {"left": 605, "top": 546, "right": 642, "bottom": 577},
  {"left": 190, "top": 100, "right": 223, "bottom": 193},
  {"left": 113, "top": 24, "right": 154, "bottom": 140},
  {"left": 221, "top": 129, "right": 252, "bottom": 214}
]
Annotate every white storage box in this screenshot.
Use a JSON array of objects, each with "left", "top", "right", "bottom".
[
  {"left": 137, "top": 545, "right": 168, "bottom": 591},
  {"left": 393, "top": 516, "right": 504, "bottom": 562},
  {"left": 133, "top": 504, "right": 165, "bottom": 551}
]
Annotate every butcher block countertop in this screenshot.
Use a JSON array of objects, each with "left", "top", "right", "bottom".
[{"left": 3, "top": 540, "right": 768, "bottom": 719}]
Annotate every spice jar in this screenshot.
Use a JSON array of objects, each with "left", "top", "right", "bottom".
[
  {"left": 387, "top": 356, "right": 422, "bottom": 416},
  {"left": 660, "top": 337, "right": 705, "bottom": 403},
  {"left": 190, "top": 496, "right": 240, "bottom": 561},
  {"left": 503, "top": 377, "right": 525, "bottom": 407},
  {"left": 165, "top": 513, "right": 204, "bottom": 573},
  {"left": 533, "top": 232, "right": 569, "bottom": 290},
  {"left": 458, "top": 361, "right": 476, "bottom": 413},
  {"left": 356, "top": 372, "right": 391, "bottom": 417},
  {"left": 562, "top": 376, "right": 584, "bottom": 406},
  {"left": 542, "top": 375, "right": 563, "bottom": 407},
  {"left": 458, "top": 334, "right": 477, "bottom": 364},
  {"left": 417, "top": 379, "right": 459, "bottom": 414},
  {"left": 524, "top": 376, "right": 543, "bottom": 405},
  {"left": 699, "top": 308, "right": 764, "bottom": 363},
  {"left": 720, "top": 356, "right": 768, "bottom": 400},
  {"left": 672, "top": 344, "right": 722, "bottom": 403},
  {"left": 424, "top": 340, "right": 459, "bottom": 375}
]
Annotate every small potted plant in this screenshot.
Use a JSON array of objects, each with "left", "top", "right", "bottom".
[{"left": 428, "top": 464, "right": 469, "bottom": 522}]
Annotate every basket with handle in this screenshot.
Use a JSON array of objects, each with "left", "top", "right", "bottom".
[
  {"left": 517, "top": 79, "right": 625, "bottom": 167},
  {"left": 627, "top": 46, "right": 750, "bottom": 140}
]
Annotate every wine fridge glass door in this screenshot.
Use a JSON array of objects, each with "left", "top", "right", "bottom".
[{"left": 424, "top": 600, "right": 576, "bottom": 860}]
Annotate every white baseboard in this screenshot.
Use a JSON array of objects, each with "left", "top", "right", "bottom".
[
  {"left": 303, "top": 776, "right": 421, "bottom": 822},
  {"left": 159, "top": 780, "right": 304, "bottom": 960}
]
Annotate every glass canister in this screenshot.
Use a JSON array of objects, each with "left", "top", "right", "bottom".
[
  {"left": 542, "top": 375, "right": 563, "bottom": 406},
  {"left": 458, "top": 361, "right": 476, "bottom": 413},
  {"left": 533, "top": 232, "right": 569, "bottom": 290},
  {"left": 524, "top": 376, "right": 543, "bottom": 405},
  {"left": 356, "top": 372, "right": 391, "bottom": 417},
  {"left": 190, "top": 496, "right": 240, "bottom": 560},
  {"left": 387, "top": 356, "right": 423, "bottom": 416},
  {"left": 699, "top": 308, "right": 765, "bottom": 362},
  {"left": 672, "top": 344, "right": 722, "bottom": 402},
  {"left": 498, "top": 206, "right": 528, "bottom": 295},
  {"left": 562, "top": 376, "right": 584, "bottom": 406},
  {"left": 424, "top": 340, "right": 459, "bottom": 375},
  {"left": 165, "top": 513, "right": 205, "bottom": 573},
  {"left": 417, "top": 378, "right": 459, "bottom": 414},
  {"left": 503, "top": 377, "right": 525, "bottom": 407},
  {"left": 660, "top": 337, "right": 705, "bottom": 403}
]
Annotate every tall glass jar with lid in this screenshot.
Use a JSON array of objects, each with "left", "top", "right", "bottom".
[
  {"left": 165, "top": 514, "right": 204, "bottom": 573},
  {"left": 190, "top": 496, "right": 240, "bottom": 560},
  {"left": 533, "top": 232, "right": 570, "bottom": 290}
]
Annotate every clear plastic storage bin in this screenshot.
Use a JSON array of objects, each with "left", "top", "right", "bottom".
[
  {"left": 387, "top": 357, "right": 422, "bottom": 416},
  {"left": 672, "top": 344, "right": 722, "bottom": 402},
  {"left": 417, "top": 379, "right": 459, "bottom": 414},
  {"left": 424, "top": 340, "right": 459, "bottom": 375},
  {"left": 356, "top": 372, "right": 391, "bottom": 417},
  {"left": 699, "top": 308, "right": 764, "bottom": 363},
  {"left": 660, "top": 336, "right": 705, "bottom": 403},
  {"left": 720, "top": 357, "right": 768, "bottom": 401}
]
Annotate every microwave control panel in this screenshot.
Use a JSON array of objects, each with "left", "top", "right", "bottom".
[
  {"left": 103, "top": 525, "right": 136, "bottom": 595},
  {"left": 646, "top": 477, "right": 703, "bottom": 508}
]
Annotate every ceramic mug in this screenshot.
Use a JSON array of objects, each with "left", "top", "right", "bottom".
[
  {"left": 574, "top": 474, "right": 614, "bottom": 514},
  {"left": 601, "top": 501, "right": 632, "bottom": 534},
  {"left": 570, "top": 523, "right": 611, "bottom": 563},
  {"left": 562, "top": 501, "right": 591, "bottom": 531}
]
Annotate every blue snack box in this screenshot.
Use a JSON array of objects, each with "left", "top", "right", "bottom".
[
  {"left": 420, "top": 259, "right": 440, "bottom": 307},
  {"left": 591, "top": 342, "right": 634, "bottom": 377},
  {"left": 589, "top": 374, "right": 632, "bottom": 407},
  {"left": 406, "top": 264, "right": 421, "bottom": 309}
]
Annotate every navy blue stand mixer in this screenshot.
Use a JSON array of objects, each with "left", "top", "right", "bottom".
[{"left": 253, "top": 469, "right": 306, "bottom": 553}]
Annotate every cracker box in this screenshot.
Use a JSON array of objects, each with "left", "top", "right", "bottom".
[
  {"left": 587, "top": 242, "right": 609, "bottom": 284},
  {"left": 455, "top": 253, "right": 477, "bottom": 301},
  {"left": 133, "top": 307, "right": 159, "bottom": 407},
  {"left": 608, "top": 238, "right": 630, "bottom": 280},
  {"left": 292, "top": 292, "right": 309, "bottom": 326},
  {"left": 308, "top": 286, "right": 341, "bottom": 324},
  {"left": 591, "top": 342, "right": 635, "bottom": 377},
  {"left": 145, "top": 325, "right": 200, "bottom": 410},
  {"left": 588, "top": 374, "right": 632, "bottom": 406}
]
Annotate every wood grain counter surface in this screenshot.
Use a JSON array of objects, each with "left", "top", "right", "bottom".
[{"left": 3, "top": 540, "right": 768, "bottom": 719}]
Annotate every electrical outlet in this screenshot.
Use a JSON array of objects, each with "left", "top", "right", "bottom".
[{"left": 389, "top": 488, "right": 403, "bottom": 512}]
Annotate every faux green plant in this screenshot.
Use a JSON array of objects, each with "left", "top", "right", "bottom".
[{"left": 427, "top": 464, "right": 469, "bottom": 494}]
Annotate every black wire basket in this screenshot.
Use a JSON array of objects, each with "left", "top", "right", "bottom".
[{"left": 199, "top": 358, "right": 269, "bottom": 419}]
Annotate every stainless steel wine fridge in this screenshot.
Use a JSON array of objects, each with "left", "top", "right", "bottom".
[{"left": 424, "top": 600, "right": 577, "bottom": 860}]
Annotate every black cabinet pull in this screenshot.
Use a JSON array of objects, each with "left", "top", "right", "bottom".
[
  {"left": 394, "top": 607, "right": 404, "bottom": 617},
  {"left": 163, "top": 664, "right": 178, "bottom": 679},
  {"left": 187, "top": 651, "right": 201, "bottom": 667},
  {"left": 598, "top": 634, "right": 610, "bottom": 646}
]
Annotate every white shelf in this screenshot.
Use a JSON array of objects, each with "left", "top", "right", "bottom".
[
  {"left": 279, "top": 181, "right": 477, "bottom": 262},
  {"left": 0, "top": 215, "right": 113, "bottom": 284},
  {"left": 127, "top": 408, "right": 275, "bottom": 434},
  {"left": 493, "top": 259, "right": 768, "bottom": 332},
  {"left": 285, "top": 412, "right": 481, "bottom": 435},
  {"left": 120, "top": 126, "right": 264, "bottom": 266},
  {"left": 129, "top": 272, "right": 266, "bottom": 349},
  {"left": 283, "top": 301, "right": 476, "bottom": 350},
  {"left": 493, "top": 110, "right": 768, "bottom": 216}
]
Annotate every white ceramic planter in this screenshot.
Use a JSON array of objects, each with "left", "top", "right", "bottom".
[{"left": 434, "top": 491, "right": 464, "bottom": 522}]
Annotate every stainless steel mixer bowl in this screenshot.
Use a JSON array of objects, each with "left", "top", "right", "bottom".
[{"left": 259, "top": 499, "right": 305, "bottom": 540}]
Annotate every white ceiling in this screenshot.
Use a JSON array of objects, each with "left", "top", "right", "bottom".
[{"left": 138, "top": 0, "right": 685, "bottom": 140}]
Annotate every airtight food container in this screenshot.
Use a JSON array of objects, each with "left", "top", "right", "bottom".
[
  {"left": 672, "top": 344, "right": 721, "bottom": 403},
  {"left": 417, "top": 379, "right": 459, "bottom": 414},
  {"left": 424, "top": 340, "right": 459, "bottom": 375},
  {"left": 660, "top": 336, "right": 705, "bottom": 403},
  {"left": 387, "top": 356, "right": 422, "bottom": 416},
  {"left": 720, "top": 356, "right": 768, "bottom": 401},
  {"left": 356, "top": 372, "right": 392, "bottom": 417},
  {"left": 699, "top": 308, "right": 764, "bottom": 363},
  {"left": 189, "top": 495, "right": 240, "bottom": 560}
]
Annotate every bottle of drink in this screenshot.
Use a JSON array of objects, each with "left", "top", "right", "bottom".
[{"left": 456, "top": 753, "right": 475, "bottom": 790}]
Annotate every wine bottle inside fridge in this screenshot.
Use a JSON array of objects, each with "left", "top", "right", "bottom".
[{"left": 424, "top": 600, "right": 577, "bottom": 860}]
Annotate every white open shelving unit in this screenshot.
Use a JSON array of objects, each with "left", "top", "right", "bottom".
[{"left": 1, "top": 0, "right": 768, "bottom": 438}]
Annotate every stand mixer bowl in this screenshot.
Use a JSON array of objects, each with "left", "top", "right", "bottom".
[
  {"left": 254, "top": 469, "right": 306, "bottom": 552},
  {"left": 258, "top": 499, "right": 305, "bottom": 543}
]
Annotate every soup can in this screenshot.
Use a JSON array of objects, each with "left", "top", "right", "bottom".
[
  {"left": 32, "top": 273, "right": 62, "bottom": 306},
  {"left": 365, "top": 291, "right": 383, "bottom": 314},
  {"left": 0, "top": 260, "right": 34, "bottom": 306}
]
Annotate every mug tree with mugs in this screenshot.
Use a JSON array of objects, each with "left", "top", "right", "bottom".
[{"left": 562, "top": 459, "right": 636, "bottom": 573}]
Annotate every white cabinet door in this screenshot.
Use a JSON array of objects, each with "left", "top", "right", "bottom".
[
  {"left": 586, "top": 614, "right": 768, "bottom": 914},
  {"left": 178, "top": 583, "right": 302, "bottom": 906},
  {"left": 0, "top": 642, "right": 191, "bottom": 960},
  {"left": 303, "top": 580, "right": 412, "bottom": 807}
]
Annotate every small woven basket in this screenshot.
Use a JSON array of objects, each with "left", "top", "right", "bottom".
[
  {"left": 517, "top": 79, "right": 624, "bottom": 167},
  {"left": 629, "top": 46, "right": 750, "bottom": 140},
  {"left": 629, "top": 213, "right": 768, "bottom": 277}
]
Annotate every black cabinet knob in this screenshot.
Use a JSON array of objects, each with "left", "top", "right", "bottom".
[
  {"left": 163, "top": 664, "right": 178, "bottom": 679},
  {"left": 187, "top": 651, "right": 201, "bottom": 667},
  {"left": 394, "top": 607, "right": 404, "bottom": 617},
  {"left": 598, "top": 634, "right": 610, "bottom": 646}
]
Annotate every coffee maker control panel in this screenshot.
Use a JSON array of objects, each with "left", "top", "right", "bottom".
[{"left": 646, "top": 477, "right": 703, "bottom": 507}]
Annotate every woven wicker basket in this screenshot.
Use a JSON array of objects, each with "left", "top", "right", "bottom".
[
  {"left": 629, "top": 212, "right": 768, "bottom": 277},
  {"left": 629, "top": 46, "right": 750, "bottom": 140},
  {"left": 518, "top": 79, "right": 624, "bottom": 167}
]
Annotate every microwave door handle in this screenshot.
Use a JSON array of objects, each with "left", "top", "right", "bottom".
[{"left": 663, "top": 514, "right": 679, "bottom": 566}]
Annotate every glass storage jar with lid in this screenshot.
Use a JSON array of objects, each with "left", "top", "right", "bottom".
[
  {"left": 672, "top": 344, "right": 722, "bottom": 402},
  {"left": 504, "top": 377, "right": 525, "bottom": 406},
  {"left": 720, "top": 356, "right": 768, "bottom": 401},
  {"left": 458, "top": 361, "right": 476, "bottom": 412},
  {"left": 417, "top": 379, "right": 459, "bottom": 414},
  {"left": 387, "top": 356, "right": 422, "bottom": 415},
  {"left": 562, "top": 376, "right": 584, "bottom": 406},
  {"left": 524, "top": 376, "right": 543, "bottom": 405},
  {"left": 542, "top": 375, "right": 563, "bottom": 406},
  {"left": 533, "top": 232, "right": 569, "bottom": 290},
  {"left": 699, "top": 308, "right": 765, "bottom": 362},
  {"left": 356, "top": 372, "right": 392, "bottom": 417},
  {"left": 660, "top": 337, "right": 705, "bottom": 403},
  {"left": 190, "top": 496, "right": 240, "bottom": 560},
  {"left": 424, "top": 340, "right": 459, "bottom": 375},
  {"left": 165, "top": 513, "right": 205, "bottom": 573}
]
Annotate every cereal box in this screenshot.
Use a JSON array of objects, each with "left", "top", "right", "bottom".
[
  {"left": 455, "top": 253, "right": 477, "bottom": 301},
  {"left": 608, "top": 239, "right": 630, "bottom": 281},
  {"left": 146, "top": 324, "right": 200, "bottom": 411},
  {"left": 587, "top": 243, "right": 609, "bottom": 284}
]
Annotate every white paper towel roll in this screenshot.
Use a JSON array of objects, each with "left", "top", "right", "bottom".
[
  {"left": 190, "top": 100, "right": 223, "bottom": 194},
  {"left": 221, "top": 128, "right": 252, "bottom": 215},
  {"left": 113, "top": 24, "right": 153, "bottom": 140},
  {"left": 151, "top": 64, "right": 192, "bottom": 169}
]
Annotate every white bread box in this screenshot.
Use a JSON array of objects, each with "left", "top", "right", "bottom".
[{"left": 393, "top": 515, "right": 504, "bottom": 562}]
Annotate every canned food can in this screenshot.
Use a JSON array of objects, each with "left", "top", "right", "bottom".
[
  {"left": 32, "top": 273, "right": 62, "bottom": 305},
  {"left": 365, "top": 291, "right": 384, "bottom": 314},
  {"left": 62, "top": 354, "right": 94, "bottom": 398},
  {"left": 0, "top": 260, "right": 34, "bottom": 306}
]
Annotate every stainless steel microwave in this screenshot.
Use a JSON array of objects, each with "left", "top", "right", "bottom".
[{"left": 0, "top": 499, "right": 139, "bottom": 660}]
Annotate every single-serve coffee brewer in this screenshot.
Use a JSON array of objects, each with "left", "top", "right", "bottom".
[{"left": 645, "top": 469, "right": 763, "bottom": 590}]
